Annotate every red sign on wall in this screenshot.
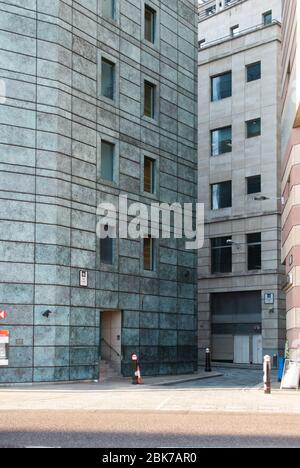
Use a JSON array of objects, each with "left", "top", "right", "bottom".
[{"left": 0, "top": 311, "right": 8, "bottom": 320}]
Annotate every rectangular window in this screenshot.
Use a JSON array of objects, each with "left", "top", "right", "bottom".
[
  {"left": 103, "top": 0, "right": 115, "bottom": 19},
  {"left": 231, "top": 25, "right": 240, "bottom": 37},
  {"left": 246, "top": 118, "right": 261, "bottom": 138},
  {"left": 145, "top": 5, "right": 156, "bottom": 43},
  {"left": 211, "top": 72, "right": 232, "bottom": 101},
  {"left": 144, "top": 236, "right": 155, "bottom": 271},
  {"left": 247, "top": 62, "right": 261, "bottom": 82},
  {"left": 247, "top": 175, "right": 261, "bottom": 195},
  {"left": 199, "top": 39, "right": 206, "bottom": 49},
  {"left": 101, "top": 58, "right": 115, "bottom": 100},
  {"left": 144, "top": 157, "right": 156, "bottom": 194},
  {"left": 144, "top": 81, "right": 155, "bottom": 119},
  {"left": 211, "top": 126, "right": 232, "bottom": 156},
  {"left": 211, "top": 237, "right": 232, "bottom": 274},
  {"left": 263, "top": 11, "right": 272, "bottom": 25},
  {"left": 211, "top": 181, "right": 232, "bottom": 210},
  {"left": 247, "top": 233, "right": 262, "bottom": 271},
  {"left": 101, "top": 141, "right": 114, "bottom": 181},
  {"left": 100, "top": 232, "right": 114, "bottom": 266}
]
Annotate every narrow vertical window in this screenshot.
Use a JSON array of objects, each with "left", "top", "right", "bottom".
[
  {"left": 247, "top": 233, "right": 262, "bottom": 271},
  {"left": 103, "top": 0, "right": 115, "bottom": 20},
  {"left": 101, "top": 58, "right": 115, "bottom": 100},
  {"left": 211, "top": 237, "right": 232, "bottom": 274},
  {"left": 101, "top": 141, "right": 115, "bottom": 181},
  {"left": 100, "top": 226, "right": 114, "bottom": 265},
  {"left": 263, "top": 11, "right": 272, "bottom": 25},
  {"left": 144, "top": 81, "right": 155, "bottom": 119},
  {"left": 144, "top": 236, "right": 155, "bottom": 271},
  {"left": 144, "top": 157, "right": 156, "bottom": 194},
  {"left": 145, "top": 5, "right": 156, "bottom": 43}
]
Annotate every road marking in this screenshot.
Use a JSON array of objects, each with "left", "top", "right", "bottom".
[
  {"left": 26, "top": 446, "right": 61, "bottom": 449},
  {"left": 156, "top": 396, "right": 172, "bottom": 410}
]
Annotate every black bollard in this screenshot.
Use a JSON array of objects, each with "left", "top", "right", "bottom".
[{"left": 205, "top": 348, "right": 212, "bottom": 373}]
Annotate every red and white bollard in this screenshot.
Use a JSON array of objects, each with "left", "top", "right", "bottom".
[
  {"left": 264, "top": 355, "right": 272, "bottom": 394},
  {"left": 132, "top": 353, "right": 142, "bottom": 385}
]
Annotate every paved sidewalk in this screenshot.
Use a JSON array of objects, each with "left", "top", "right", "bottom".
[{"left": 0, "top": 368, "right": 298, "bottom": 414}]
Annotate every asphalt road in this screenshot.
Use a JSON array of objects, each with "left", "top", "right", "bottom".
[{"left": 0, "top": 410, "right": 300, "bottom": 448}]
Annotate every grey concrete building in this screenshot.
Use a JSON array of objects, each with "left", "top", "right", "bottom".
[
  {"left": 198, "top": 0, "right": 286, "bottom": 365},
  {"left": 0, "top": 0, "right": 198, "bottom": 383}
]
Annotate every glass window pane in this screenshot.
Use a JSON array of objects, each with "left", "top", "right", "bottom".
[
  {"left": 211, "top": 126, "right": 232, "bottom": 156},
  {"left": 100, "top": 236, "right": 114, "bottom": 265},
  {"left": 211, "top": 237, "right": 232, "bottom": 274},
  {"left": 103, "top": 0, "right": 115, "bottom": 19},
  {"left": 144, "top": 157, "right": 155, "bottom": 193},
  {"left": 247, "top": 62, "right": 261, "bottom": 82},
  {"left": 247, "top": 175, "right": 261, "bottom": 194},
  {"left": 263, "top": 11, "right": 272, "bottom": 25},
  {"left": 211, "top": 72, "right": 232, "bottom": 101},
  {"left": 144, "top": 237, "right": 155, "bottom": 271},
  {"left": 247, "top": 233, "right": 262, "bottom": 271},
  {"left": 145, "top": 6, "right": 155, "bottom": 43},
  {"left": 246, "top": 118, "right": 261, "bottom": 138},
  {"left": 144, "top": 82, "right": 155, "bottom": 118},
  {"left": 211, "top": 181, "right": 232, "bottom": 210},
  {"left": 101, "top": 141, "right": 114, "bottom": 181},
  {"left": 102, "top": 59, "right": 115, "bottom": 100}
]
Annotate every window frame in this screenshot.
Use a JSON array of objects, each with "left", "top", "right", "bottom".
[
  {"left": 211, "top": 181, "right": 232, "bottom": 210},
  {"left": 246, "top": 118, "right": 261, "bottom": 139},
  {"left": 247, "top": 175, "right": 261, "bottom": 195},
  {"left": 211, "top": 237, "right": 232, "bottom": 274},
  {"left": 211, "top": 126, "right": 232, "bottom": 157},
  {"left": 100, "top": 140, "right": 115, "bottom": 182},
  {"left": 144, "top": 236, "right": 156, "bottom": 272},
  {"left": 211, "top": 71, "right": 232, "bottom": 102},
  {"left": 143, "top": 80, "right": 156, "bottom": 120},
  {"left": 263, "top": 10, "right": 272, "bottom": 26},
  {"left": 144, "top": 4, "right": 156, "bottom": 44},
  {"left": 230, "top": 24, "right": 240, "bottom": 37},
  {"left": 100, "top": 226, "right": 115, "bottom": 266},
  {"left": 101, "top": 57, "right": 116, "bottom": 101},
  {"left": 144, "top": 156, "right": 156, "bottom": 195},
  {"left": 247, "top": 233, "right": 262, "bottom": 271},
  {"left": 102, "top": 0, "right": 116, "bottom": 21},
  {"left": 246, "top": 62, "right": 261, "bottom": 83}
]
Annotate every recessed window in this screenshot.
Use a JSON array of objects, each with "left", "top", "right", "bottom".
[
  {"left": 211, "top": 72, "right": 232, "bottom": 101},
  {"left": 247, "top": 62, "right": 261, "bottom": 82},
  {"left": 144, "top": 157, "right": 156, "bottom": 194},
  {"left": 144, "top": 81, "right": 156, "bottom": 119},
  {"left": 263, "top": 10, "right": 272, "bottom": 25},
  {"left": 246, "top": 118, "right": 261, "bottom": 138},
  {"left": 211, "top": 237, "right": 232, "bottom": 274},
  {"left": 211, "top": 181, "right": 232, "bottom": 210},
  {"left": 100, "top": 226, "right": 114, "bottom": 265},
  {"left": 247, "top": 233, "right": 262, "bottom": 271},
  {"left": 199, "top": 39, "right": 206, "bottom": 49},
  {"left": 101, "top": 141, "right": 115, "bottom": 181},
  {"left": 102, "top": 0, "right": 115, "bottom": 20},
  {"left": 211, "top": 126, "right": 232, "bottom": 156},
  {"left": 231, "top": 25, "right": 240, "bottom": 37},
  {"left": 145, "top": 5, "right": 156, "bottom": 44},
  {"left": 101, "top": 58, "right": 115, "bottom": 100},
  {"left": 247, "top": 175, "right": 261, "bottom": 195},
  {"left": 144, "top": 236, "right": 156, "bottom": 271}
]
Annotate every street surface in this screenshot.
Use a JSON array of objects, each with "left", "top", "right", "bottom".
[{"left": 0, "top": 369, "right": 299, "bottom": 448}]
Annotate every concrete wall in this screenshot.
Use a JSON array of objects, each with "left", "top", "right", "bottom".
[
  {"left": 198, "top": 6, "right": 285, "bottom": 361},
  {"left": 0, "top": 0, "right": 198, "bottom": 383}
]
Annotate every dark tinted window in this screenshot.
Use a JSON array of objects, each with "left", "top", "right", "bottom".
[
  {"left": 100, "top": 229, "right": 114, "bottom": 265},
  {"left": 247, "top": 62, "right": 261, "bottom": 82},
  {"left": 101, "top": 141, "right": 114, "bottom": 181},
  {"left": 211, "top": 126, "right": 232, "bottom": 156},
  {"left": 247, "top": 175, "right": 261, "bottom": 195},
  {"left": 145, "top": 5, "right": 156, "bottom": 43},
  {"left": 211, "top": 72, "right": 232, "bottom": 101},
  {"left": 211, "top": 237, "right": 232, "bottom": 274},
  {"left": 247, "top": 233, "right": 262, "bottom": 271},
  {"left": 211, "top": 181, "right": 232, "bottom": 210},
  {"left": 144, "top": 81, "right": 155, "bottom": 118},
  {"left": 101, "top": 58, "right": 115, "bottom": 100},
  {"left": 246, "top": 118, "right": 261, "bottom": 138}
]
